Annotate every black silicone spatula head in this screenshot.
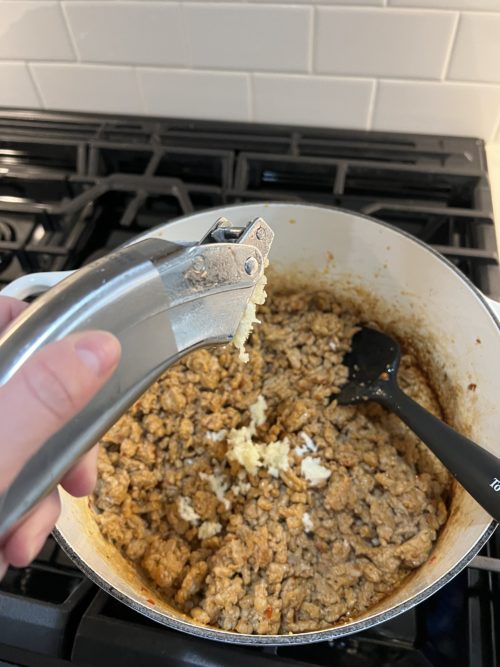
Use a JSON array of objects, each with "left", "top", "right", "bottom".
[
  {"left": 337, "top": 326, "right": 401, "bottom": 405},
  {"left": 335, "top": 326, "right": 500, "bottom": 523}
]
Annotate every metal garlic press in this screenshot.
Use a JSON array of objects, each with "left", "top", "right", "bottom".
[{"left": 0, "top": 216, "right": 273, "bottom": 539}]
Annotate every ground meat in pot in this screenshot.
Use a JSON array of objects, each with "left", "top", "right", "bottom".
[{"left": 92, "top": 287, "right": 450, "bottom": 634}]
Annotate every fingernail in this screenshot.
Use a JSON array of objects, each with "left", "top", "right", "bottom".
[
  {"left": 0, "top": 551, "right": 8, "bottom": 580},
  {"left": 74, "top": 332, "right": 121, "bottom": 377}
]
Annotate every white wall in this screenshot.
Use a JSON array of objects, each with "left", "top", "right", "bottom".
[{"left": 0, "top": 1, "right": 499, "bottom": 141}]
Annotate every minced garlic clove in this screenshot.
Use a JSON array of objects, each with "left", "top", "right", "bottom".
[
  {"left": 302, "top": 512, "right": 314, "bottom": 533},
  {"left": 232, "top": 259, "right": 269, "bottom": 363},
  {"left": 227, "top": 426, "right": 263, "bottom": 476},
  {"left": 300, "top": 456, "right": 332, "bottom": 487},
  {"left": 199, "top": 471, "right": 231, "bottom": 510},
  {"left": 262, "top": 439, "right": 290, "bottom": 478},
  {"left": 250, "top": 394, "right": 267, "bottom": 428},
  {"left": 177, "top": 496, "right": 200, "bottom": 525},
  {"left": 198, "top": 521, "right": 222, "bottom": 540}
]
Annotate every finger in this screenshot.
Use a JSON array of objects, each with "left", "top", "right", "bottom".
[
  {"left": 0, "top": 296, "right": 28, "bottom": 332},
  {"left": 3, "top": 488, "right": 61, "bottom": 567},
  {"left": 61, "top": 444, "right": 99, "bottom": 497},
  {"left": 0, "top": 331, "right": 121, "bottom": 492}
]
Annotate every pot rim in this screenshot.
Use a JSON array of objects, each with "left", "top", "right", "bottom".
[
  {"left": 130, "top": 201, "right": 500, "bottom": 331},
  {"left": 54, "top": 201, "right": 500, "bottom": 645},
  {"left": 53, "top": 521, "right": 497, "bottom": 646}
]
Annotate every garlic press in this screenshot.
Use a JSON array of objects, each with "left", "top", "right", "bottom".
[{"left": 0, "top": 216, "right": 273, "bottom": 539}]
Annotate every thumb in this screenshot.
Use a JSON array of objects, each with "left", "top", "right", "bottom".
[{"left": 0, "top": 331, "right": 121, "bottom": 493}]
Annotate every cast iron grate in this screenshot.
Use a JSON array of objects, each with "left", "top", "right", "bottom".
[{"left": 0, "top": 110, "right": 497, "bottom": 295}]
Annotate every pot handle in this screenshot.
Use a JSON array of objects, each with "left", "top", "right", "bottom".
[
  {"left": 0, "top": 271, "right": 74, "bottom": 300},
  {"left": 485, "top": 296, "right": 500, "bottom": 324}
]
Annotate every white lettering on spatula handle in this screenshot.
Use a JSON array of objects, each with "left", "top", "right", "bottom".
[{"left": 489, "top": 478, "right": 500, "bottom": 491}]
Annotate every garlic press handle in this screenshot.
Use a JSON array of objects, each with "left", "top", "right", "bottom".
[
  {"left": 0, "top": 235, "right": 263, "bottom": 539},
  {"left": 0, "top": 238, "right": 184, "bottom": 539}
]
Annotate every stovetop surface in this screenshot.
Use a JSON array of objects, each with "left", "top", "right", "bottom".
[{"left": 0, "top": 110, "right": 498, "bottom": 667}]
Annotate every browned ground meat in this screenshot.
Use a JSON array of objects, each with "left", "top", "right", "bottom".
[{"left": 92, "top": 287, "right": 450, "bottom": 635}]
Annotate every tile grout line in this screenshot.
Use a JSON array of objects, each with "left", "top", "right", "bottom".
[
  {"left": 366, "top": 79, "right": 378, "bottom": 130},
  {"left": 133, "top": 67, "right": 148, "bottom": 115},
  {"left": 247, "top": 72, "right": 254, "bottom": 122},
  {"left": 5, "top": 58, "right": 500, "bottom": 89},
  {"left": 179, "top": 1, "right": 193, "bottom": 70},
  {"left": 25, "top": 63, "right": 46, "bottom": 109},
  {"left": 307, "top": 6, "right": 315, "bottom": 74},
  {"left": 59, "top": 1, "right": 80, "bottom": 62},
  {"left": 441, "top": 11, "right": 460, "bottom": 81}
]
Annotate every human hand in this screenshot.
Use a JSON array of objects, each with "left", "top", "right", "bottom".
[{"left": 0, "top": 295, "right": 121, "bottom": 579}]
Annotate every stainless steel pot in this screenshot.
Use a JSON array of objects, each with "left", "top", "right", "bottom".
[{"left": 8, "top": 203, "right": 500, "bottom": 645}]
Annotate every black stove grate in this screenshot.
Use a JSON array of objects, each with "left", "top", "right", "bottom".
[
  {"left": 0, "top": 110, "right": 498, "bottom": 295},
  {"left": 0, "top": 110, "right": 498, "bottom": 667}
]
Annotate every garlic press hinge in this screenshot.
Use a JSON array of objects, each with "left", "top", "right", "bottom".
[{"left": 199, "top": 216, "right": 274, "bottom": 265}]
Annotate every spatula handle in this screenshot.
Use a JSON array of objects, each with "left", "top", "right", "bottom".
[{"left": 382, "top": 385, "right": 500, "bottom": 523}]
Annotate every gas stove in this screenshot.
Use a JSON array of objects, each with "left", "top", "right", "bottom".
[{"left": 0, "top": 110, "right": 498, "bottom": 667}]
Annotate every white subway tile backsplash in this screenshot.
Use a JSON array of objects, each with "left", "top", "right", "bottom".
[
  {"left": 0, "top": 63, "right": 41, "bottom": 108},
  {"left": 139, "top": 68, "right": 250, "bottom": 121},
  {"left": 1, "top": 0, "right": 500, "bottom": 142},
  {"left": 62, "top": 1, "right": 187, "bottom": 66},
  {"left": 185, "top": 3, "right": 312, "bottom": 72},
  {"left": 315, "top": 8, "right": 456, "bottom": 80},
  {"left": 448, "top": 13, "right": 500, "bottom": 84},
  {"left": 373, "top": 80, "right": 500, "bottom": 139},
  {"left": 30, "top": 63, "right": 143, "bottom": 114},
  {"left": 253, "top": 74, "right": 373, "bottom": 129},
  {"left": 251, "top": 0, "right": 383, "bottom": 4},
  {"left": 390, "top": 1, "right": 500, "bottom": 8},
  {"left": 0, "top": 2, "right": 74, "bottom": 61}
]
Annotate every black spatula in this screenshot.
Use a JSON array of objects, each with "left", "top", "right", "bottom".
[{"left": 337, "top": 326, "right": 500, "bottom": 522}]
